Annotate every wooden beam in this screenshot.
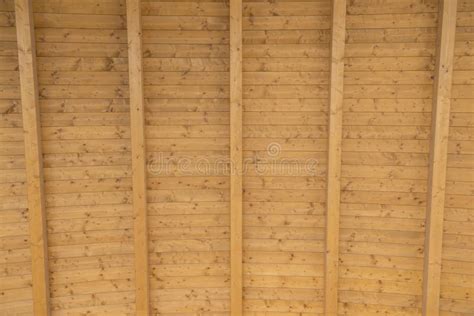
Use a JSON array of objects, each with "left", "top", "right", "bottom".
[
  {"left": 14, "top": 0, "right": 50, "bottom": 314},
  {"left": 325, "top": 0, "right": 346, "bottom": 314},
  {"left": 126, "top": 0, "right": 150, "bottom": 314},
  {"left": 422, "top": 1, "right": 458, "bottom": 315},
  {"left": 230, "top": 0, "right": 243, "bottom": 314}
]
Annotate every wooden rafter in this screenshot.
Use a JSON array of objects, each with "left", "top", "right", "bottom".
[
  {"left": 230, "top": 0, "right": 243, "bottom": 314},
  {"left": 126, "top": 0, "right": 150, "bottom": 314},
  {"left": 14, "top": 0, "right": 50, "bottom": 314},
  {"left": 325, "top": 0, "right": 346, "bottom": 314},
  {"left": 422, "top": 1, "right": 458, "bottom": 315}
]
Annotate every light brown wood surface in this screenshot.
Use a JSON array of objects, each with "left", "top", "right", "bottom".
[
  {"left": 325, "top": 0, "right": 346, "bottom": 314},
  {"left": 0, "top": 0, "right": 473, "bottom": 315},
  {"left": 439, "top": 2, "right": 474, "bottom": 316},
  {"left": 126, "top": 0, "right": 150, "bottom": 314},
  {"left": 230, "top": 0, "right": 243, "bottom": 315},
  {"left": 14, "top": 0, "right": 50, "bottom": 314},
  {"left": 423, "top": 1, "right": 458, "bottom": 315},
  {"left": 0, "top": 1, "right": 35, "bottom": 314}
]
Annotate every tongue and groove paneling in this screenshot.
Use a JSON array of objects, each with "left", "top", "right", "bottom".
[
  {"left": 1, "top": 0, "right": 474, "bottom": 315},
  {"left": 34, "top": 0, "right": 136, "bottom": 313},
  {"left": 141, "top": 0, "right": 231, "bottom": 314},
  {"left": 242, "top": 0, "right": 331, "bottom": 314},
  {"left": 339, "top": 0, "right": 439, "bottom": 314},
  {"left": 0, "top": 1, "right": 34, "bottom": 314}
]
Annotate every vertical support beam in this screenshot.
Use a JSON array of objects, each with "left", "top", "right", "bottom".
[
  {"left": 14, "top": 0, "right": 50, "bottom": 314},
  {"left": 126, "top": 0, "right": 150, "bottom": 314},
  {"left": 230, "top": 0, "right": 243, "bottom": 314},
  {"left": 325, "top": 0, "right": 346, "bottom": 314},
  {"left": 423, "top": 1, "right": 457, "bottom": 315}
]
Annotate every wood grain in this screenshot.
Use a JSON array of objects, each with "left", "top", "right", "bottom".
[
  {"left": 230, "top": 0, "right": 243, "bottom": 314},
  {"left": 126, "top": 0, "right": 150, "bottom": 314},
  {"left": 14, "top": 0, "right": 50, "bottom": 314},
  {"left": 325, "top": 0, "right": 346, "bottom": 315},
  {"left": 423, "top": 1, "right": 458, "bottom": 315}
]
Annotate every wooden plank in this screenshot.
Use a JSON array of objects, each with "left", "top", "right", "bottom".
[
  {"left": 325, "top": 0, "right": 346, "bottom": 315},
  {"left": 230, "top": 0, "right": 243, "bottom": 314},
  {"left": 125, "top": 0, "right": 150, "bottom": 314},
  {"left": 14, "top": 0, "right": 50, "bottom": 314},
  {"left": 422, "top": 1, "right": 458, "bottom": 316}
]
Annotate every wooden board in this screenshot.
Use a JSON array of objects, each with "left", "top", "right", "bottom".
[
  {"left": 14, "top": 0, "right": 50, "bottom": 314},
  {"left": 439, "top": 2, "right": 474, "bottom": 316},
  {"left": 230, "top": 0, "right": 243, "bottom": 314},
  {"left": 325, "top": 0, "right": 346, "bottom": 314},
  {"left": 126, "top": 0, "right": 150, "bottom": 314},
  {"left": 423, "top": 1, "right": 458, "bottom": 315}
]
